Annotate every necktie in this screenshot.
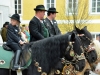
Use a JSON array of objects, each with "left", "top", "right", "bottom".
[{"left": 41, "top": 23, "right": 49, "bottom": 38}]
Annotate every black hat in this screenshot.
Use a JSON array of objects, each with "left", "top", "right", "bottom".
[
  {"left": 10, "top": 14, "right": 21, "bottom": 23},
  {"left": 3, "top": 22, "right": 9, "bottom": 27},
  {"left": 47, "top": 8, "right": 58, "bottom": 13},
  {"left": 4, "top": 22, "right": 9, "bottom": 25},
  {"left": 34, "top": 5, "right": 47, "bottom": 11}
]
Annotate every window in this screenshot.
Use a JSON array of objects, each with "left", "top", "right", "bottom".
[
  {"left": 91, "top": 33, "right": 100, "bottom": 41},
  {"left": 91, "top": 0, "right": 100, "bottom": 14},
  {"left": 67, "top": 0, "right": 78, "bottom": 14},
  {"left": 15, "top": 0, "right": 22, "bottom": 14},
  {"left": 45, "top": 0, "right": 56, "bottom": 10}
]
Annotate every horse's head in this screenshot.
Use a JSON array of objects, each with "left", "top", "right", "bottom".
[
  {"left": 62, "top": 32, "right": 85, "bottom": 72},
  {"left": 75, "top": 26, "right": 97, "bottom": 64}
]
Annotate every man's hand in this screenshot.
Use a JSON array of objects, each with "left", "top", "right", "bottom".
[{"left": 19, "top": 40, "right": 24, "bottom": 45}]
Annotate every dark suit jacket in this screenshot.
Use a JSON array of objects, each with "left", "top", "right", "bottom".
[
  {"left": 1, "top": 27, "right": 7, "bottom": 42},
  {"left": 44, "top": 18, "right": 61, "bottom": 37},
  {"left": 29, "top": 16, "right": 44, "bottom": 42},
  {"left": 7, "top": 24, "right": 22, "bottom": 45}
]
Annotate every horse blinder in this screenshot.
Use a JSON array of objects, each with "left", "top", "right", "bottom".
[{"left": 66, "top": 42, "right": 75, "bottom": 57}]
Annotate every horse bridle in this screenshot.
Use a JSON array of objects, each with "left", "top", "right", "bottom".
[
  {"left": 65, "top": 35, "right": 85, "bottom": 62},
  {"left": 53, "top": 46, "right": 84, "bottom": 75},
  {"left": 77, "top": 34, "right": 97, "bottom": 71},
  {"left": 57, "top": 41, "right": 85, "bottom": 75},
  {"left": 65, "top": 42, "right": 85, "bottom": 62},
  {"left": 53, "top": 34, "right": 85, "bottom": 75},
  {"left": 77, "top": 34, "right": 95, "bottom": 53}
]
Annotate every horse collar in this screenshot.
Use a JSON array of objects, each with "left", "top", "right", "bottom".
[{"left": 34, "top": 60, "right": 47, "bottom": 75}]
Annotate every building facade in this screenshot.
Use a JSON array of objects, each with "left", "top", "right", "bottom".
[
  {"left": 1, "top": 0, "right": 100, "bottom": 39},
  {"left": 0, "top": 0, "right": 14, "bottom": 28}
]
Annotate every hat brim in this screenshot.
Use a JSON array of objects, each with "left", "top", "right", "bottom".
[
  {"left": 10, "top": 17, "right": 21, "bottom": 23},
  {"left": 47, "top": 11, "right": 58, "bottom": 13},
  {"left": 34, "top": 8, "right": 47, "bottom": 11}
]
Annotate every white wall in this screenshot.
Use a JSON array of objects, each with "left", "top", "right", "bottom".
[
  {"left": 0, "top": 0, "right": 10, "bottom": 6},
  {"left": 9, "top": 0, "right": 15, "bottom": 16},
  {"left": 0, "top": 0, "right": 14, "bottom": 29}
]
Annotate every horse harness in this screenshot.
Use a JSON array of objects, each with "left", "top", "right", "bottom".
[
  {"left": 56, "top": 35, "right": 86, "bottom": 75},
  {"left": 60, "top": 34, "right": 95, "bottom": 75},
  {"left": 77, "top": 34, "right": 97, "bottom": 71},
  {"left": 77, "top": 34, "right": 95, "bottom": 57},
  {"left": 33, "top": 35, "right": 85, "bottom": 75},
  {"left": 60, "top": 41, "right": 85, "bottom": 75}
]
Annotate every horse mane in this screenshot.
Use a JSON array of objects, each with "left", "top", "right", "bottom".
[
  {"left": 21, "top": 32, "right": 86, "bottom": 74},
  {"left": 93, "top": 40, "right": 100, "bottom": 57},
  {"left": 29, "top": 34, "right": 69, "bottom": 73}
]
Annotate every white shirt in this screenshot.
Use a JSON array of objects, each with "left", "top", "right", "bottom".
[
  {"left": 35, "top": 16, "right": 43, "bottom": 24},
  {"left": 35, "top": 16, "right": 41, "bottom": 22}
]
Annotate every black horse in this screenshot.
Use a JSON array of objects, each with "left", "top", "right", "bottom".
[
  {"left": 75, "top": 26, "right": 97, "bottom": 64},
  {"left": 58, "top": 26, "right": 98, "bottom": 75},
  {"left": 26, "top": 32, "right": 85, "bottom": 75},
  {"left": 0, "top": 32, "right": 85, "bottom": 75},
  {"left": 75, "top": 26, "right": 98, "bottom": 75}
]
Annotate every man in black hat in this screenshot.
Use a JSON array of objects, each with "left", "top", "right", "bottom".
[
  {"left": 7, "top": 14, "right": 24, "bottom": 70},
  {"left": 44, "top": 7, "right": 61, "bottom": 37},
  {"left": 29, "top": 5, "right": 49, "bottom": 42}
]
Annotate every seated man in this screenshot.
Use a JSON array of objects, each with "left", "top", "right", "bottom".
[
  {"left": 44, "top": 7, "right": 61, "bottom": 37},
  {"left": 7, "top": 14, "right": 25, "bottom": 70}
]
